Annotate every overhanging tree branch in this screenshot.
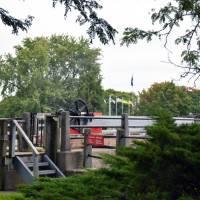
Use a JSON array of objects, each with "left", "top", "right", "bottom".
[
  {"left": 0, "top": 7, "right": 33, "bottom": 34},
  {"left": 52, "top": 0, "right": 117, "bottom": 44},
  {"left": 163, "top": 53, "right": 200, "bottom": 86},
  {"left": 121, "top": 0, "right": 200, "bottom": 82},
  {"left": 0, "top": 1, "right": 117, "bottom": 44}
]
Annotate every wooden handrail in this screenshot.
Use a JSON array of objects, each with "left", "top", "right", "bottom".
[
  {"left": 13, "top": 120, "right": 39, "bottom": 177},
  {"left": 13, "top": 120, "right": 39, "bottom": 155}
]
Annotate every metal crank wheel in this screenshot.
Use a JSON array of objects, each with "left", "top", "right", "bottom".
[
  {"left": 74, "top": 99, "right": 89, "bottom": 117},
  {"left": 69, "top": 99, "right": 89, "bottom": 126}
]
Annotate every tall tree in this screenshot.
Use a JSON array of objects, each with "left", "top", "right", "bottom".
[
  {"left": 0, "top": 35, "right": 103, "bottom": 117},
  {"left": 122, "top": 0, "right": 200, "bottom": 81},
  {"left": 0, "top": 1, "right": 117, "bottom": 44},
  {"left": 77, "top": 64, "right": 104, "bottom": 112},
  {"left": 186, "top": 87, "right": 200, "bottom": 115},
  {"left": 136, "top": 81, "right": 200, "bottom": 116}
]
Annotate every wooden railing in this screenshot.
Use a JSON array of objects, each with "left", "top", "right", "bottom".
[{"left": 12, "top": 120, "right": 39, "bottom": 177}]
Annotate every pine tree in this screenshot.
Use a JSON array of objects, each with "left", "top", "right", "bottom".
[{"left": 8, "top": 112, "right": 200, "bottom": 200}]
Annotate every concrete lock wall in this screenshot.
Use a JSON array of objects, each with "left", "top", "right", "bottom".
[
  {"left": 4, "top": 168, "right": 24, "bottom": 191},
  {"left": 2, "top": 159, "right": 25, "bottom": 191},
  {"left": 57, "top": 148, "right": 116, "bottom": 174},
  {"left": 57, "top": 151, "right": 84, "bottom": 174}
]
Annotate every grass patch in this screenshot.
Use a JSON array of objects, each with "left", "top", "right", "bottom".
[{"left": 0, "top": 192, "right": 23, "bottom": 200}]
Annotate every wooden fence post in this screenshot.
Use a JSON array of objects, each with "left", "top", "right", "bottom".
[
  {"left": 0, "top": 120, "right": 7, "bottom": 190},
  {"left": 20, "top": 112, "right": 31, "bottom": 151},
  {"left": 9, "top": 121, "right": 17, "bottom": 158},
  {"left": 116, "top": 114, "right": 129, "bottom": 150},
  {"left": 194, "top": 116, "right": 200, "bottom": 124},
  {"left": 45, "top": 116, "right": 58, "bottom": 162},
  {"left": 116, "top": 129, "right": 124, "bottom": 149},
  {"left": 61, "top": 111, "right": 71, "bottom": 151},
  {"left": 83, "top": 129, "right": 92, "bottom": 168}
]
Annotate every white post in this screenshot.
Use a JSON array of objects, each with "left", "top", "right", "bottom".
[
  {"left": 115, "top": 96, "right": 118, "bottom": 116},
  {"left": 109, "top": 96, "right": 111, "bottom": 116},
  {"left": 33, "top": 152, "right": 39, "bottom": 178},
  {"left": 131, "top": 74, "right": 134, "bottom": 116},
  {"left": 122, "top": 98, "right": 124, "bottom": 114},
  {"left": 11, "top": 122, "right": 16, "bottom": 158}
]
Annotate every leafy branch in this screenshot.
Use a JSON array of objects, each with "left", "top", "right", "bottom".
[
  {"left": 0, "top": 7, "right": 33, "bottom": 34},
  {"left": 0, "top": 0, "right": 117, "bottom": 44},
  {"left": 122, "top": 0, "right": 200, "bottom": 81},
  {"left": 53, "top": 0, "right": 118, "bottom": 44}
]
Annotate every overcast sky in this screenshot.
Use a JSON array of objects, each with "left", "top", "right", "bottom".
[{"left": 0, "top": 0, "right": 195, "bottom": 93}]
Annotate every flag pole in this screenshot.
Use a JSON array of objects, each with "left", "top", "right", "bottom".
[
  {"left": 115, "top": 96, "right": 118, "bottom": 116},
  {"left": 131, "top": 74, "right": 134, "bottom": 115},
  {"left": 122, "top": 98, "right": 123, "bottom": 114},
  {"left": 109, "top": 95, "right": 111, "bottom": 116}
]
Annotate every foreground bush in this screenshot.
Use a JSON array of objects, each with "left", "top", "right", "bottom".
[
  {"left": 0, "top": 192, "right": 23, "bottom": 200},
  {"left": 11, "top": 114, "right": 200, "bottom": 199}
]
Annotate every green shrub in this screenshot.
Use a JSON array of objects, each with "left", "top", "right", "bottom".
[
  {"left": 0, "top": 192, "right": 23, "bottom": 200},
  {"left": 11, "top": 112, "right": 200, "bottom": 200}
]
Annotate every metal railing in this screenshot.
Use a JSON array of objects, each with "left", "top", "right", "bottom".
[
  {"left": 68, "top": 114, "right": 199, "bottom": 168},
  {"left": 70, "top": 115, "right": 196, "bottom": 128},
  {"left": 12, "top": 120, "right": 39, "bottom": 177}
]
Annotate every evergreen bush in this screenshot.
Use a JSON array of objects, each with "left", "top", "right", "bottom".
[{"left": 10, "top": 112, "right": 200, "bottom": 199}]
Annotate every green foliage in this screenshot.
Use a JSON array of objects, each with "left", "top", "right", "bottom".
[
  {"left": 122, "top": 0, "right": 200, "bottom": 80},
  {"left": 0, "top": 192, "right": 23, "bottom": 200},
  {"left": 104, "top": 89, "right": 137, "bottom": 115},
  {"left": 53, "top": 0, "right": 117, "bottom": 44},
  {"left": 104, "top": 82, "right": 200, "bottom": 116},
  {"left": 16, "top": 175, "right": 122, "bottom": 200},
  {"left": 9, "top": 112, "right": 200, "bottom": 200},
  {"left": 0, "top": 35, "right": 103, "bottom": 117},
  {"left": 0, "top": 7, "right": 33, "bottom": 34},
  {"left": 106, "top": 114, "right": 200, "bottom": 199},
  {"left": 187, "top": 89, "right": 200, "bottom": 114},
  {"left": 136, "top": 81, "right": 200, "bottom": 116},
  {"left": 0, "top": 96, "right": 40, "bottom": 117},
  {"left": 0, "top": 1, "right": 117, "bottom": 44}
]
